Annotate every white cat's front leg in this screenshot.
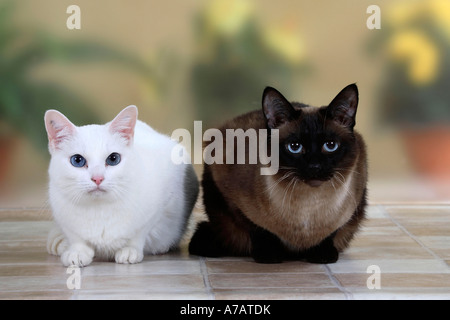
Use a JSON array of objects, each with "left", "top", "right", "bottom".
[
  {"left": 61, "top": 243, "right": 95, "bottom": 267},
  {"left": 47, "top": 224, "right": 69, "bottom": 256},
  {"left": 115, "top": 236, "right": 145, "bottom": 264},
  {"left": 115, "top": 247, "right": 144, "bottom": 264}
]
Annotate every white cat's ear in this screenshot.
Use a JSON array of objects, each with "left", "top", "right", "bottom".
[
  {"left": 44, "top": 110, "right": 76, "bottom": 151},
  {"left": 109, "top": 105, "right": 138, "bottom": 144}
]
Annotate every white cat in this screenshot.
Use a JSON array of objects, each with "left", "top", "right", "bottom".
[{"left": 44, "top": 105, "right": 198, "bottom": 267}]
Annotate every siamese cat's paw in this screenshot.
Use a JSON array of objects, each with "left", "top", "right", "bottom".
[
  {"left": 251, "top": 228, "right": 284, "bottom": 264},
  {"left": 251, "top": 250, "right": 283, "bottom": 264},
  {"left": 304, "top": 244, "right": 339, "bottom": 264}
]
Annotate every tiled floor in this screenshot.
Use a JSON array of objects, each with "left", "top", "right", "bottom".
[{"left": 0, "top": 204, "right": 449, "bottom": 300}]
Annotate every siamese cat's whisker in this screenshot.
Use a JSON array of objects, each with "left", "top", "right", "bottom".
[
  {"left": 334, "top": 175, "right": 357, "bottom": 207},
  {"left": 332, "top": 175, "right": 343, "bottom": 188},
  {"left": 278, "top": 166, "right": 297, "bottom": 170},
  {"left": 274, "top": 172, "right": 293, "bottom": 206},
  {"left": 334, "top": 172, "right": 346, "bottom": 185},
  {"left": 333, "top": 173, "right": 358, "bottom": 208},
  {"left": 335, "top": 167, "right": 361, "bottom": 176},
  {"left": 281, "top": 176, "right": 296, "bottom": 216},
  {"left": 330, "top": 179, "right": 337, "bottom": 192},
  {"left": 287, "top": 179, "right": 299, "bottom": 214},
  {"left": 274, "top": 171, "right": 294, "bottom": 186},
  {"left": 265, "top": 171, "right": 295, "bottom": 195}
]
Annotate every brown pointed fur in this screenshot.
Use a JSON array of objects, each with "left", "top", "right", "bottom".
[{"left": 190, "top": 86, "right": 368, "bottom": 263}]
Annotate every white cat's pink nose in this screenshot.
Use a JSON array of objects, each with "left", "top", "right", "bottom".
[{"left": 91, "top": 176, "right": 104, "bottom": 186}]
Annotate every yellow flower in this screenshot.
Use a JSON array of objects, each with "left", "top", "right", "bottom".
[
  {"left": 388, "top": 30, "right": 440, "bottom": 86},
  {"left": 387, "top": 0, "right": 450, "bottom": 39},
  {"left": 386, "top": 0, "right": 423, "bottom": 27},
  {"left": 428, "top": 0, "right": 450, "bottom": 39},
  {"left": 204, "top": 0, "right": 253, "bottom": 37},
  {"left": 263, "top": 19, "right": 304, "bottom": 64}
]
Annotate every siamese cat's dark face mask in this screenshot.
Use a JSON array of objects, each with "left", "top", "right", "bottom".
[
  {"left": 262, "top": 84, "right": 360, "bottom": 187},
  {"left": 279, "top": 112, "right": 357, "bottom": 187}
]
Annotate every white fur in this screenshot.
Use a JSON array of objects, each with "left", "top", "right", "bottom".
[{"left": 44, "top": 106, "right": 198, "bottom": 267}]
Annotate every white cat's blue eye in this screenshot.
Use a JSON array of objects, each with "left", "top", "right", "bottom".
[
  {"left": 287, "top": 142, "right": 303, "bottom": 154},
  {"left": 70, "top": 154, "right": 86, "bottom": 167},
  {"left": 323, "top": 141, "right": 339, "bottom": 153},
  {"left": 106, "top": 152, "right": 121, "bottom": 166}
]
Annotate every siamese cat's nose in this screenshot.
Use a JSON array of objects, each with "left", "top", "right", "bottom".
[
  {"left": 309, "top": 163, "right": 321, "bottom": 172},
  {"left": 91, "top": 176, "right": 104, "bottom": 186}
]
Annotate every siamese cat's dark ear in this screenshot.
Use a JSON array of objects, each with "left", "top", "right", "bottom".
[
  {"left": 327, "top": 83, "right": 359, "bottom": 129},
  {"left": 262, "top": 87, "right": 296, "bottom": 129}
]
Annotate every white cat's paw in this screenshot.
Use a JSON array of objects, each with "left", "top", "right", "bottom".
[
  {"left": 115, "top": 247, "right": 143, "bottom": 264},
  {"left": 61, "top": 248, "right": 94, "bottom": 267},
  {"left": 47, "top": 226, "right": 68, "bottom": 256}
]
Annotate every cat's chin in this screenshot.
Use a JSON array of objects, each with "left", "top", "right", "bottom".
[
  {"left": 304, "top": 179, "right": 326, "bottom": 188},
  {"left": 87, "top": 187, "right": 107, "bottom": 197}
]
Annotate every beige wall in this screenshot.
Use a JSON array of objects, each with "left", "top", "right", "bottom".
[{"left": 1, "top": 1, "right": 437, "bottom": 206}]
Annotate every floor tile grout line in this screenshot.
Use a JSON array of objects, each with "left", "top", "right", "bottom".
[
  {"left": 324, "top": 265, "right": 353, "bottom": 300},
  {"left": 380, "top": 204, "right": 449, "bottom": 270},
  {"left": 199, "top": 257, "right": 215, "bottom": 300},
  {"left": 205, "top": 272, "right": 329, "bottom": 275},
  {"left": 2, "top": 205, "right": 449, "bottom": 299}
]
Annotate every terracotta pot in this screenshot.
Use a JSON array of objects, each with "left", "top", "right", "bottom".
[{"left": 401, "top": 127, "right": 450, "bottom": 180}]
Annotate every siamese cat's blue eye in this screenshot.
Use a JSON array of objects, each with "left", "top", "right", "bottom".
[
  {"left": 287, "top": 142, "right": 303, "bottom": 154},
  {"left": 70, "top": 154, "right": 86, "bottom": 167},
  {"left": 106, "top": 152, "right": 121, "bottom": 166},
  {"left": 323, "top": 141, "right": 339, "bottom": 153}
]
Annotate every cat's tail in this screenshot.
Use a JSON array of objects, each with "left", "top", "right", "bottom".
[
  {"left": 46, "top": 224, "right": 69, "bottom": 256},
  {"left": 177, "top": 164, "right": 201, "bottom": 249}
]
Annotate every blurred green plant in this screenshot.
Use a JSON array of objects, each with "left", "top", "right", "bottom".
[
  {"left": 190, "top": 0, "right": 309, "bottom": 126},
  {"left": 0, "top": 2, "right": 155, "bottom": 152},
  {"left": 369, "top": 0, "right": 450, "bottom": 128}
]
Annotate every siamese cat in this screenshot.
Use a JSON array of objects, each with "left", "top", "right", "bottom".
[{"left": 189, "top": 84, "right": 367, "bottom": 263}]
